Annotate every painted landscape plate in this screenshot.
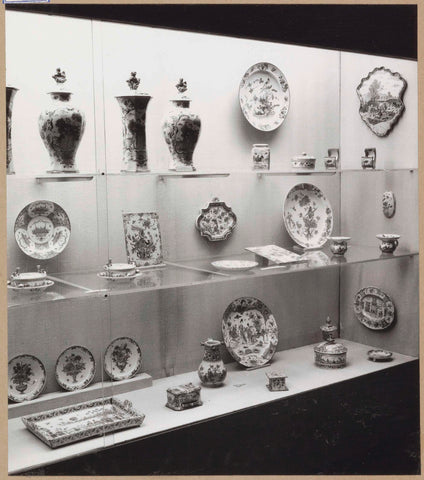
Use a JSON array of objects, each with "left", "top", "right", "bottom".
[
  {"left": 239, "top": 62, "right": 290, "bottom": 131},
  {"left": 22, "top": 397, "right": 145, "bottom": 449},
  {"left": 8, "top": 355, "right": 46, "bottom": 403},
  {"left": 14, "top": 200, "right": 71, "bottom": 260},
  {"left": 222, "top": 297, "right": 278, "bottom": 368},
  {"left": 104, "top": 337, "right": 142, "bottom": 381},
  {"left": 211, "top": 260, "right": 258, "bottom": 272},
  {"left": 283, "top": 183, "right": 333, "bottom": 249},
  {"left": 55, "top": 346, "right": 96, "bottom": 391},
  {"left": 353, "top": 286, "right": 395, "bottom": 330}
]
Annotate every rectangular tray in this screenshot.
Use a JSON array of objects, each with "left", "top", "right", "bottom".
[{"left": 22, "top": 397, "right": 145, "bottom": 449}]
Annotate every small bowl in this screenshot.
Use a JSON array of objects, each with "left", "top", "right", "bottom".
[
  {"left": 328, "top": 236, "right": 351, "bottom": 256},
  {"left": 103, "top": 261, "right": 136, "bottom": 277},
  {"left": 291, "top": 152, "right": 316, "bottom": 170},
  {"left": 376, "top": 234, "right": 400, "bottom": 254},
  {"left": 9, "top": 268, "right": 47, "bottom": 287},
  {"left": 367, "top": 349, "right": 393, "bottom": 362}
]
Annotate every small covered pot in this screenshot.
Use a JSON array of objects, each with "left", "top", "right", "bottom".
[
  {"left": 291, "top": 152, "right": 316, "bottom": 169},
  {"left": 314, "top": 317, "right": 347, "bottom": 369}
]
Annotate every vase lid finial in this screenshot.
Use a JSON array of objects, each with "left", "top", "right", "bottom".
[
  {"left": 127, "top": 72, "right": 140, "bottom": 91},
  {"left": 52, "top": 68, "right": 67, "bottom": 85},
  {"left": 176, "top": 78, "right": 188, "bottom": 94}
]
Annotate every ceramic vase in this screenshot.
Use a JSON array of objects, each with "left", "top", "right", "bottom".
[
  {"left": 38, "top": 68, "right": 86, "bottom": 173},
  {"left": 162, "top": 78, "right": 201, "bottom": 171},
  {"left": 116, "top": 72, "right": 152, "bottom": 172},
  {"left": 198, "top": 339, "right": 227, "bottom": 387},
  {"left": 252, "top": 144, "right": 270, "bottom": 170},
  {"left": 6, "top": 86, "right": 18, "bottom": 175}
]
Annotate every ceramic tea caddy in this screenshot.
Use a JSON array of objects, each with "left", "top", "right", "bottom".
[
  {"left": 314, "top": 317, "right": 347, "bottom": 369},
  {"left": 198, "top": 339, "right": 227, "bottom": 387},
  {"left": 323, "top": 148, "right": 339, "bottom": 170},
  {"left": 252, "top": 144, "right": 270, "bottom": 170},
  {"left": 103, "top": 259, "right": 137, "bottom": 277},
  {"left": 291, "top": 152, "right": 316, "bottom": 170},
  {"left": 266, "top": 371, "right": 288, "bottom": 391},
  {"left": 376, "top": 234, "right": 400, "bottom": 254},
  {"left": 328, "top": 236, "right": 351, "bottom": 256},
  {"left": 166, "top": 383, "right": 202, "bottom": 411}
]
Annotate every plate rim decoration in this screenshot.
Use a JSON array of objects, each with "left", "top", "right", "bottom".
[
  {"left": 211, "top": 260, "right": 258, "bottom": 272},
  {"left": 55, "top": 345, "right": 96, "bottom": 391},
  {"left": 283, "top": 183, "right": 333, "bottom": 249},
  {"left": 195, "top": 197, "right": 237, "bottom": 242},
  {"left": 14, "top": 200, "right": 71, "bottom": 260},
  {"left": 222, "top": 296, "right": 278, "bottom": 368},
  {"left": 104, "top": 336, "right": 142, "bottom": 381},
  {"left": 8, "top": 354, "right": 47, "bottom": 403},
  {"left": 239, "top": 62, "right": 290, "bottom": 131},
  {"left": 353, "top": 286, "right": 395, "bottom": 330}
]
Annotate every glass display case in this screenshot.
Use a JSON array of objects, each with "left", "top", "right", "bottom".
[{"left": 6, "top": 9, "right": 419, "bottom": 475}]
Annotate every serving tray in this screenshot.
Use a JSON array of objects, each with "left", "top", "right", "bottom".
[{"left": 22, "top": 397, "right": 145, "bottom": 448}]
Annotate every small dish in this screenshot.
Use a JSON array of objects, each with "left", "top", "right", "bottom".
[
  {"left": 55, "top": 346, "right": 96, "bottom": 391},
  {"left": 97, "top": 271, "right": 142, "bottom": 282},
  {"left": 9, "top": 265, "right": 47, "bottom": 287},
  {"left": 8, "top": 354, "right": 47, "bottom": 403},
  {"left": 211, "top": 260, "right": 258, "bottom": 272},
  {"left": 104, "top": 337, "right": 142, "bottom": 381},
  {"left": 103, "top": 259, "right": 137, "bottom": 277},
  {"left": 367, "top": 349, "right": 393, "bottom": 362},
  {"left": 7, "top": 280, "right": 54, "bottom": 294}
]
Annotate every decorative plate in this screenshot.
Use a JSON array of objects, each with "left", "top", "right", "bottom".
[
  {"left": 239, "top": 62, "right": 290, "bottom": 131},
  {"left": 14, "top": 200, "right": 71, "bottom": 260},
  {"left": 195, "top": 197, "right": 237, "bottom": 242},
  {"left": 245, "top": 245, "right": 302, "bottom": 264},
  {"left": 283, "top": 183, "right": 333, "bottom": 249},
  {"left": 353, "top": 286, "right": 395, "bottom": 330},
  {"left": 211, "top": 260, "right": 258, "bottom": 272},
  {"left": 357, "top": 66, "right": 407, "bottom": 137},
  {"left": 8, "top": 355, "right": 46, "bottom": 403},
  {"left": 122, "top": 212, "right": 163, "bottom": 267},
  {"left": 222, "top": 297, "right": 278, "bottom": 368},
  {"left": 7, "top": 279, "right": 54, "bottom": 294},
  {"left": 97, "top": 271, "right": 142, "bottom": 282},
  {"left": 55, "top": 346, "right": 96, "bottom": 391},
  {"left": 104, "top": 337, "right": 142, "bottom": 381},
  {"left": 367, "top": 349, "right": 393, "bottom": 362},
  {"left": 22, "top": 397, "right": 145, "bottom": 449}
]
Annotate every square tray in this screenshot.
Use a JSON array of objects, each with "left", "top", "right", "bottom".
[{"left": 22, "top": 397, "right": 145, "bottom": 448}]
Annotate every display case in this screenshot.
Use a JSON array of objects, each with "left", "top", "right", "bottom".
[{"left": 6, "top": 9, "right": 419, "bottom": 475}]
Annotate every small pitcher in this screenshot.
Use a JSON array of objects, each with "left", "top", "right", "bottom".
[{"left": 198, "top": 338, "right": 227, "bottom": 387}]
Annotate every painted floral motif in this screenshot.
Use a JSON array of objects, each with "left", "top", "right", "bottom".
[
  {"left": 6, "top": 86, "right": 18, "bottom": 174},
  {"left": 104, "top": 337, "right": 142, "bottom": 381},
  {"left": 162, "top": 79, "right": 201, "bottom": 171},
  {"left": 222, "top": 297, "right": 278, "bottom": 368},
  {"left": 239, "top": 62, "right": 290, "bottom": 131},
  {"left": 116, "top": 73, "right": 152, "bottom": 172},
  {"left": 122, "top": 212, "right": 163, "bottom": 267},
  {"left": 14, "top": 200, "right": 71, "bottom": 260},
  {"left": 55, "top": 346, "right": 95, "bottom": 391},
  {"left": 196, "top": 198, "right": 237, "bottom": 242},
  {"left": 8, "top": 355, "right": 46, "bottom": 403},
  {"left": 353, "top": 286, "right": 395, "bottom": 330},
  {"left": 357, "top": 66, "right": 407, "bottom": 137},
  {"left": 382, "top": 191, "right": 396, "bottom": 218},
  {"left": 22, "top": 397, "right": 145, "bottom": 448},
  {"left": 283, "top": 183, "right": 333, "bottom": 249}
]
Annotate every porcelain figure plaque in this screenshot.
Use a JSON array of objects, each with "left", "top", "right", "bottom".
[
  {"left": 122, "top": 212, "right": 163, "bottom": 267},
  {"left": 357, "top": 67, "right": 407, "bottom": 137}
]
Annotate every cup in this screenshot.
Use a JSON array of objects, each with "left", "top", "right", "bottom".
[
  {"left": 376, "top": 234, "right": 400, "bottom": 253},
  {"left": 328, "top": 236, "right": 351, "bottom": 256}
]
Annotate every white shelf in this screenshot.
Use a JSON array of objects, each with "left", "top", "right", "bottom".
[
  {"left": 35, "top": 173, "right": 95, "bottom": 183},
  {"left": 8, "top": 339, "right": 417, "bottom": 474}
]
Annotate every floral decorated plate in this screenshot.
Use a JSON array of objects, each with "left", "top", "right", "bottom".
[
  {"left": 354, "top": 286, "right": 395, "bottom": 330},
  {"left": 104, "top": 337, "right": 142, "bottom": 381},
  {"left": 7, "top": 279, "right": 54, "bottom": 294},
  {"left": 55, "top": 346, "right": 96, "bottom": 391},
  {"left": 239, "top": 62, "right": 290, "bottom": 131},
  {"left": 211, "top": 260, "right": 258, "bottom": 272},
  {"left": 283, "top": 183, "right": 333, "bottom": 249},
  {"left": 222, "top": 297, "right": 278, "bottom": 368},
  {"left": 8, "top": 355, "right": 46, "bottom": 403},
  {"left": 195, "top": 197, "right": 237, "bottom": 242},
  {"left": 97, "top": 271, "right": 142, "bottom": 282},
  {"left": 14, "top": 200, "right": 71, "bottom": 260}
]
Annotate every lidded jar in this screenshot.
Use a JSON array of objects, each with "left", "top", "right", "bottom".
[
  {"left": 314, "top": 317, "right": 347, "bottom": 369},
  {"left": 198, "top": 338, "right": 227, "bottom": 387},
  {"left": 252, "top": 144, "right": 270, "bottom": 170},
  {"left": 38, "top": 68, "right": 86, "bottom": 173},
  {"left": 115, "top": 72, "right": 152, "bottom": 172},
  {"left": 162, "top": 78, "right": 201, "bottom": 171}
]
